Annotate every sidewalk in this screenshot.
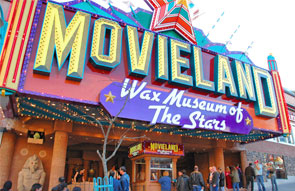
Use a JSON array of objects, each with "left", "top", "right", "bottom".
[
  {"left": 254, "top": 176, "right": 295, "bottom": 191},
  {"left": 226, "top": 176, "right": 295, "bottom": 191}
]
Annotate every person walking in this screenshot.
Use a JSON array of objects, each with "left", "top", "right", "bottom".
[
  {"left": 254, "top": 160, "right": 266, "bottom": 191},
  {"left": 110, "top": 170, "right": 122, "bottom": 191},
  {"left": 225, "top": 166, "right": 232, "bottom": 189},
  {"left": 207, "top": 166, "right": 219, "bottom": 191},
  {"left": 119, "top": 166, "right": 130, "bottom": 191},
  {"left": 218, "top": 168, "right": 225, "bottom": 191},
  {"left": 236, "top": 164, "right": 243, "bottom": 188},
  {"left": 31, "top": 183, "right": 42, "bottom": 191},
  {"left": 158, "top": 171, "right": 172, "bottom": 191},
  {"left": 245, "top": 163, "right": 255, "bottom": 191},
  {"left": 176, "top": 170, "right": 191, "bottom": 191},
  {"left": 268, "top": 162, "right": 278, "bottom": 191},
  {"left": 0, "top": 181, "right": 12, "bottom": 191},
  {"left": 190, "top": 165, "right": 205, "bottom": 191},
  {"left": 230, "top": 166, "right": 240, "bottom": 191}
]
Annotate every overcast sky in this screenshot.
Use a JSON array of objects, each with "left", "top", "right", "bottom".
[{"left": 56, "top": 0, "right": 295, "bottom": 91}]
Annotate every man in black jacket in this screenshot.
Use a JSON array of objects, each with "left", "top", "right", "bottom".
[
  {"left": 190, "top": 165, "right": 205, "bottom": 191},
  {"left": 218, "top": 168, "right": 225, "bottom": 191},
  {"left": 245, "top": 163, "right": 256, "bottom": 191},
  {"left": 177, "top": 170, "right": 191, "bottom": 191}
]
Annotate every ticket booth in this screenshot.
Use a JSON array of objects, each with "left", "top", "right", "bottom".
[{"left": 129, "top": 141, "right": 184, "bottom": 191}]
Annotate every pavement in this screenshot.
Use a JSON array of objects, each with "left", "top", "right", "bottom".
[
  {"left": 252, "top": 176, "right": 295, "bottom": 191},
  {"left": 226, "top": 176, "right": 295, "bottom": 191}
]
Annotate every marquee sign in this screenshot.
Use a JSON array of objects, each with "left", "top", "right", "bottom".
[
  {"left": 101, "top": 78, "right": 253, "bottom": 134},
  {"left": 14, "top": 0, "right": 289, "bottom": 134},
  {"left": 129, "top": 141, "right": 184, "bottom": 158}
]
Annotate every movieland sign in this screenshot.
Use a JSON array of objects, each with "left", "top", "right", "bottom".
[
  {"left": 31, "top": 2, "right": 278, "bottom": 118},
  {"left": 17, "top": 1, "right": 287, "bottom": 134}
]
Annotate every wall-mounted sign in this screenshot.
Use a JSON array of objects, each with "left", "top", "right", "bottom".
[
  {"left": 27, "top": 130, "right": 45, "bottom": 144},
  {"left": 101, "top": 78, "right": 253, "bottom": 134},
  {"left": 129, "top": 143, "right": 143, "bottom": 158},
  {"left": 129, "top": 141, "right": 184, "bottom": 158},
  {"left": 16, "top": 1, "right": 284, "bottom": 133}
]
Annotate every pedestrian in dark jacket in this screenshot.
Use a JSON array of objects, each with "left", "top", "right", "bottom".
[
  {"left": 119, "top": 166, "right": 130, "bottom": 191},
  {"left": 0, "top": 181, "right": 12, "bottom": 191},
  {"left": 176, "top": 170, "right": 191, "bottom": 191},
  {"left": 207, "top": 166, "right": 219, "bottom": 191},
  {"left": 245, "top": 163, "right": 255, "bottom": 191},
  {"left": 110, "top": 170, "right": 122, "bottom": 191},
  {"left": 218, "top": 168, "right": 225, "bottom": 191},
  {"left": 230, "top": 166, "right": 240, "bottom": 191},
  {"left": 236, "top": 164, "right": 243, "bottom": 188},
  {"left": 158, "top": 171, "right": 172, "bottom": 191},
  {"left": 190, "top": 165, "right": 205, "bottom": 191}
]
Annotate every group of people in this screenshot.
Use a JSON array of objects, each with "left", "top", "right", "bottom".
[
  {"left": 0, "top": 177, "right": 82, "bottom": 191},
  {"left": 108, "top": 166, "right": 131, "bottom": 191},
  {"left": 174, "top": 165, "right": 223, "bottom": 191},
  {"left": 0, "top": 181, "right": 42, "bottom": 191},
  {"left": 244, "top": 160, "right": 278, "bottom": 191},
  {"left": 224, "top": 164, "right": 243, "bottom": 191}
]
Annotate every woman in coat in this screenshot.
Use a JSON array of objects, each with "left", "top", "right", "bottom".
[
  {"left": 230, "top": 166, "right": 240, "bottom": 191},
  {"left": 225, "top": 167, "right": 232, "bottom": 189}
]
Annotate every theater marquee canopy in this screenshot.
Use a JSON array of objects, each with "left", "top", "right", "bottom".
[{"left": 0, "top": 0, "right": 291, "bottom": 142}]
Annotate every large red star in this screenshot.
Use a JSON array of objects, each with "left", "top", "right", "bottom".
[{"left": 145, "top": 0, "right": 197, "bottom": 44}]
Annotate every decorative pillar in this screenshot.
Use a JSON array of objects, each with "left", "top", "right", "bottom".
[
  {"left": 67, "top": 164, "right": 75, "bottom": 183},
  {"left": 49, "top": 131, "right": 68, "bottom": 189},
  {"left": 145, "top": 156, "right": 151, "bottom": 187},
  {"left": 131, "top": 160, "right": 136, "bottom": 183},
  {"left": 214, "top": 147, "right": 225, "bottom": 171},
  {"left": 83, "top": 160, "right": 89, "bottom": 181},
  {"left": 240, "top": 151, "right": 247, "bottom": 187},
  {"left": 208, "top": 150, "right": 215, "bottom": 167},
  {"left": 172, "top": 158, "right": 178, "bottom": 180},
  {"left": 0, "top": 132, "right": 16, "bottom": 187}
]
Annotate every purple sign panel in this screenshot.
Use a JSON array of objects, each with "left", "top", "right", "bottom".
[{"left": 100, "top": 78, "right": 253, "bottom": 134}]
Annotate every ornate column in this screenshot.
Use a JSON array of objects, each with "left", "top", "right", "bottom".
[
  {"left": 0, "top": 131, "right": 16, "bottom": 187},
  {"left": 131, "top": 160, "right": 136, "bottom": 183},
  {"left": 172, "top": 158, "right": 178, "bottom": 180},
  {"left": 145, "top": 156, "right": 151, "bottom": 188},
  {"left": 83, "top": 160, "right": 89, "bottom": 181},
  {"left": 240, "top": 151, "right": 247, "bottom": 187},
  {"left": 214, "top": 147, "right": 225, "bottom": 171},
  {"left": 49, "top": 121, "right": 72, "bottom": 189},
  {"left": 67, "top": 164, "right": 75, "bottom": 183},
  {"left": 49, "top": 131, "right": 68, "bottom": 189}
]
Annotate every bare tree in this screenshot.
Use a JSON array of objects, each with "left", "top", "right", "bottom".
[{"left": 87, "top": 89, "right": 146, "bottom": 178}]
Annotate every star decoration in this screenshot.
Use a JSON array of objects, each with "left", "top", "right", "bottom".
[
  {"left": 145, "top": 0, "right": 197, "bottom": 44},
  {"left": 245, "top": 117, "right": 251, "bottom": 126},
  {"left": 104, "top": 91, "right": 116, "bottom": 103}
]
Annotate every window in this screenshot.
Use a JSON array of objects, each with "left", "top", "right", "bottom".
[
  {"left": 150, "top": 157, "right": 172, "bottom": 181},
  {"left": 135, "top": 158, "right": 146, "bottom": 182}
]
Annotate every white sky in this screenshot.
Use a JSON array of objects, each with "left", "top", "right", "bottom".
[{"left": 56, "top": 0, "right": 295, "bottom": 90}]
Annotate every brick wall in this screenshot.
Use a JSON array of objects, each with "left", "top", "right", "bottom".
[{"left": 245, "top": 141, "right": 295, "bottom": 176}]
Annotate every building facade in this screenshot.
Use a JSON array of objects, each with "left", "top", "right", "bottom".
[{"left": 0, "top": 0, "right": 293, "bottom": 191}]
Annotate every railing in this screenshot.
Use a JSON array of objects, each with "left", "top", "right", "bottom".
[
  {"left": 67, "top": 177, "right": 113, "bottom": 191},
  {"left": 93, "top": 177, "right": 113, "bottom": 191}
]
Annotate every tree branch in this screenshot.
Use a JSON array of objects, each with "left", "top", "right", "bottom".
[
  {"left": 82, "top": 115, "right": 106, "bottom": 137},
  {"left": 96, "top": 149, "right": 103, "bottom": 160}
]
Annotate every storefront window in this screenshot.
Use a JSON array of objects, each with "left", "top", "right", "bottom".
[
  {"left": 150, "top": 157, "right": 172, "bottom": 181},
  {"left": 135, "top": 158, "right": 146, "bottom": 182},
  {"left": 266, "top": 154, "right": 287, "bottom": 179}
]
